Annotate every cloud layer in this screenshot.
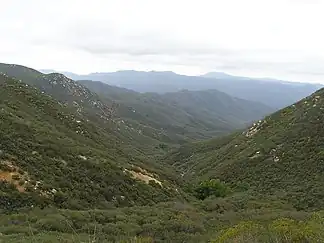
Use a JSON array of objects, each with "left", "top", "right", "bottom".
[{"left": 1, "top": 0, "right": 324, "bottom": 83}]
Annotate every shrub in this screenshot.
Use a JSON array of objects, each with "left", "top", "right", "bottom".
[
  {"left": 213, "top": 212, "right": 324, "bottom": 243},
  {"left": 194, "top": 179, "right": 229, "bottom": 200}
]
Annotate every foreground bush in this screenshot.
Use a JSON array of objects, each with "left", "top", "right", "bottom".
[{"left": 213, "top": 212, "right": 324, "bottom": 242}]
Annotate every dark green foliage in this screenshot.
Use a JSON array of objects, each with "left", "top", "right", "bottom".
[{"left": 193, "top": 179, "right": 229, "bottom": 200}]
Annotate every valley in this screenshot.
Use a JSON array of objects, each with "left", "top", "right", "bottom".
[{"left": 1, "top": 63, "right": 324, "bottom": 242}]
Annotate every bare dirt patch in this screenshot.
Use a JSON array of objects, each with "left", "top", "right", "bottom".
[
  {"left": 124, "top": 168, "right": 162, "bottom": 187},
  {"left": 0, "top": 160, "right": 28, "bottom": 192}
]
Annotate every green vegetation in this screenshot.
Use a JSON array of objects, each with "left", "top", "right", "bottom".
[
  {"left": 0, "top": 199, "right": 320, "bottom": 242},
  {"left": 0, "top": 73, "right": 183, "bottom": 212},
  {"left": 1, "top": 62, "right": 324, "bottom": 242},
  {"left": 214, "top": 212, "right": 324, "bottom": 242},
  {"left": 193, "top": 179, "right": 230, "bottom": 200},
  {"left": 168, "top": 87, "right": 324, "bottom": 210}
]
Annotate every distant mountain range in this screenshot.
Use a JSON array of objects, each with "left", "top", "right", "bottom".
[{"left": 40, "top": 69, "right": 323, "bottom": 109}]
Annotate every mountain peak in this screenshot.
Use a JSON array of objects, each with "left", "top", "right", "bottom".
[{"left": 202, "top": 71, "right": 236, "bottom": 79}]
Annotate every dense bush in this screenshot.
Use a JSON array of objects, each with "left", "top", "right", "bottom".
[{"left": 193, "top": 179, "right": 230, "bottom": 200}]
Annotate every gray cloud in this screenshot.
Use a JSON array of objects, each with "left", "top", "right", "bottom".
[
  {"left": 0, "top": 0, "right": 324, "bottom": 83},
  {"left": 75, "top": 44, "right": 234, "bottom": 57}
]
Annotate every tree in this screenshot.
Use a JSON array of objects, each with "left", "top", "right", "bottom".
[{"left": 194, "top": 179, "right": 229, "bottom": 200}]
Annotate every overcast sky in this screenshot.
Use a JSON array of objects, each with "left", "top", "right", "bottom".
[{"left": 1, "top": 0, "right": 324, "bottom": 83}]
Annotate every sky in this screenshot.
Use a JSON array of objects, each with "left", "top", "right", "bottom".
[{"left": 1, "top": 0, "right": 324, "bottom": 83}]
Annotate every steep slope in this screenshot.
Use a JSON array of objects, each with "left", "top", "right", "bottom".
[
  {"left": 168, "top": 87, "right": 324, "bottom": 210},
  {"left": 0, "top": 73, "right": 182, "bottom": 211},
  {"left": 0, "top": 63, "right": 180, "bottom": 155},
  {"left": 44, "top": 69, "right": 322, "bottom": 108},
  {"left": 79, "top": 80, "right": 273, "bottom": 142}
]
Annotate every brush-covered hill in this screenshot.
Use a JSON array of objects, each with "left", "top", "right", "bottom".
[
  {"left": 0, "top": 63, "right": 187, "bottom": 154},
  {"left": 79, "top": 80, "right": 273, "bottom": 142},
  {"left": 0, "top": 73, "right": 183, "bottom": 212},
  {"left": 168, "top": 87, "right": 324, "bottom": 210},
  {"left": 0, "top": 63, "right": 115, "bottom": 120}
]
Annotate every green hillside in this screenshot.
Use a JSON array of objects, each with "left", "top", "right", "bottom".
[
  {"left": 0, "top": 73, "right": 183, "bottom": 212},
  {"left": 0, "top": 63, "right": 181, "bottom": 155},
  {"left": 168, "top": 87, "right": 324, "bottom": 210}
]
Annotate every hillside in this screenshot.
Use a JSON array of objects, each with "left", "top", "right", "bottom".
[
  {"left": 42, "top": 69, "right": 322, "bottom": 109},
  {"left": 168, "top": 87, "right": 324, "bottom": 210},
  {"left": 80, "top": 80, "right": 273, "bottom": 142},
  {"left": 0, "top": 73, "right": 183, "bottom": 212},
  {"left": 0, "top": 63, "right": 190, "bottom": 154},
  {"left": 0, "top": 63, "right": 115, "bottom": 121}
]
